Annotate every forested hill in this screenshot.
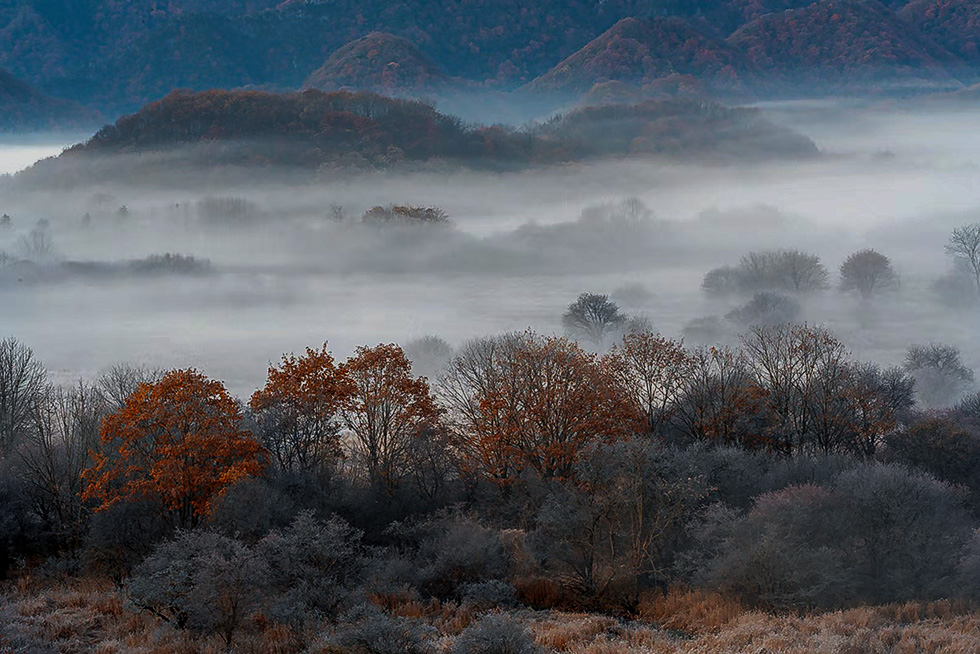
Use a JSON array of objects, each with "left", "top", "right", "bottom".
[
  {"left": 0, "top": 67, "right": 100, "bottom": 131},
  {"left": 26, "top": 89, "right": 815, "bottom": 181},
  {"left": 1, "top": 0, "right": 979, "bottom": 116}
]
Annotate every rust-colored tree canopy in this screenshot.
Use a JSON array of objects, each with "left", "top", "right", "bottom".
[
  {"left": 250, "top": 344, "right": 353, "bottom": 474},
  {"left": 82, "top": 369, "right": 265, "bottom": 528},
  {"left": 605, "top": 331, "right": 693, "bottom": 438},
  {"left": 443, "top": 332, "right": 642, "bottom": 484},
  {"left": 339, "top": 343, "right": 443, "bottom": 492}
]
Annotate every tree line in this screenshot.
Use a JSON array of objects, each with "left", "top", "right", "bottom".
[{"left": 2, "top": 320, "right": 980, "bottom": 646}]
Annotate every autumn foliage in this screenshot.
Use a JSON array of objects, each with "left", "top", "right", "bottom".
[
  {"left": 82, "top": 369, "right": 265, "bottom": 528},
  {"left": 339, "top": 343, "right": 443, "bottom": 493},
  {"left": 249, "top": 344, "right": 353, "bottom": 475},
  {"left": 443, "top": 332, "right": 641, "bottom": 484}
]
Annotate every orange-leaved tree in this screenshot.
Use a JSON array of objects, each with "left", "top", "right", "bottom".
[
  {"left": 339, "top": 344, "right": 443, "bottom": 494},
  {"left": 442, "top": 332, "right": 642, "bottom": 485},
  {"left": 82, "top": 369, "right": 266, "bottom": 529},
  {"left": 249, "top": 344, "right": 353, "bottom": 476}
]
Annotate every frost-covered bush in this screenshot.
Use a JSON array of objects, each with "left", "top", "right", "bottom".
[
  {"left": 127, "top": 530, "right": 268, "bottom": 647},
  {"left": 325, "top": 604, "right": 436, "bottom": 654},
  {"left": 257, "top": 510, "right": 365, "bottom": 625},
  {"left": 452, "top": 614, "right": 540, "bottom": 654}
]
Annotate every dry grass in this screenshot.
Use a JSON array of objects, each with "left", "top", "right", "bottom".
[
  {"left": 4, "top": 578, "right": 980, "bottom": 654},
  {"left": 530, "top": 612, "right": 619, "bottom": 651},
  {"left": 0, "top": 574, "right": 302, "bottom": 654},
  {"left": 513, "top": 576, "right": 566, "bottom": 609},
  {"left": 638, "top": 587, "right": 747, "bottom": 634}
]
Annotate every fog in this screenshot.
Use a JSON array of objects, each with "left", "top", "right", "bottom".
[{"left": 1, "top": 101, "right": 978, "bottom": 398}]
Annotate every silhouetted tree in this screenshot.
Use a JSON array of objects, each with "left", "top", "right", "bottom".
[
  {"left": 839, "top": 249, "right": 899, "bottom": 299},
  {"left": 904, "top": 343, "right": 975, "bottom": 409},
  {"left": 946, "top": 223, "right": 980, "bottom": 298},
  {"left": 562, "top": 293, "right": 626, "bottom": 349},
  {"left": 0, "top": 337, "right": 46, "bottom": 453}
]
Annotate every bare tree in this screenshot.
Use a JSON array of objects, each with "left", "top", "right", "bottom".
[
  {"left": 562, "top": 293, "right": 626, "bottom": 350},
  {"left": 740, "top": 324, "right": 851, "bottom": 454},
  {"left": 96, "top": 363, "right": 163, "bottom": 409},
  {"left": 946, "top": 223, "right": 980, "bottom": 298},
  {"left": 740, "top": 250, "right": 830, "bottom": 293},
  {"left": 0, "top": 337, "right": 46, "bottom": 452},
  {"left": 839, "top": 249, "right": 899, "bottom": 299},
  {"left": 328, "top": 203, "right": 346, "bottom": 222},
  {"left": 18, "top": 223, "right": 53, "bottom": 260},
  {"left": 18, "top": 382, "right": 105, "bottom": 546},
  {"left": 705, "top": 250, "right": 830, "bottom": 296},
  {"left": 605, "top": 332, "right": 692, "bottom": 438}
]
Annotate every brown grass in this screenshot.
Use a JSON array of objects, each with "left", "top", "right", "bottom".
[
  {"left": 514, "top": 576, "right": 566, "bottom": 609},
  {"left": 5, "top": 576, "right": 980, "bottom": 654},
  {"left": 637, "top": 587, "right": 746, "bottom": 634}
]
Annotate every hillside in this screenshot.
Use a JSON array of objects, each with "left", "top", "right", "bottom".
[
  {"left": 2, "top": 0, "right": 976, "bottom": 116},
  {"left": 305, "top": 32, "right": 452, "bottom": 96},
  {"left": 899, "top": 0, "right": 980, "bottom": 65},
  {"left": 0, "top": 0, "right": 643, "bottom": 112},
  {"left": 728, "top": 0, "right": 963, "bottom": 92},
  {"left": 0, "top": 66, "right": 99, "bottom": 130},
  {"left": 525, "top": 17, "right": 745, "bottom": 96},
  {"left": 17, "top": 89, "right": 815, "bottom": 185}
]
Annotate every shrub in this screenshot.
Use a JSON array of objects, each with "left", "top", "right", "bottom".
[
  {"left": 393, "top": 513, "right": 510, "bottom": 599},
  {"left": 126, "top": 529, "right": 268, "bottom": 648},
  {"left": 257, "top": 510, "right": 365, "bottom": 626},
  {"left": 458, "top": 580, "right": 518, "bottom": 609},
  {"left": 324, "top": 604, "right": 436, "bottom": 654},
  {"left": 452, "top": 614, "right": 539, "bottom": 654},
  {"left": 691, "top": 464, "right": 973, "bottom": 609},
  {"left": 83, "top": 498, "right": 170, "bottom": 582}
]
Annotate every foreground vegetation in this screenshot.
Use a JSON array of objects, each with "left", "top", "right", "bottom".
[
  {"left": 5, "top": 579, "right": 980, "bottom": 653},
  {"left": 2, "top": 309, "right": 980, "bottom": 651}
]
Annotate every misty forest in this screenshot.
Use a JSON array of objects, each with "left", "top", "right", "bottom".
[{"left": 2, "top": 1, "right": 980, "bottom": 653}]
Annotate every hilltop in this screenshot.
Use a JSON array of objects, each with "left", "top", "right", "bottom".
[
  {"left": 305, "top": 33, "right": 452, "bottom": 96},
  {"left": 525, "top": 17, "right": 745, "bottom": 97}
]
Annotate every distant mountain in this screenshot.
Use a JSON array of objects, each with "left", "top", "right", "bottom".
[
  {"left": 20, "top": 89, "right": 815, "bottom": 186},
  {"left": 0, "top": 66, "right": 99, "bottom": 130},
  {"left": 0, "top": 0, "right": 644, "bottom": 112},
  {"left": 729, "top": 0, "right": 963, "bottom": 91},
  {"left": 305, "top": 33, "right": 452, "bottom": 96},
  {"left": 525, "top": 17, "right": 745, "bottom": 96},
  {"left": 0, "top": 0, "right": 977, "bottom": 117},
  {"left": 899, "top": 0, "right": 980, "bottom": 65}
]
